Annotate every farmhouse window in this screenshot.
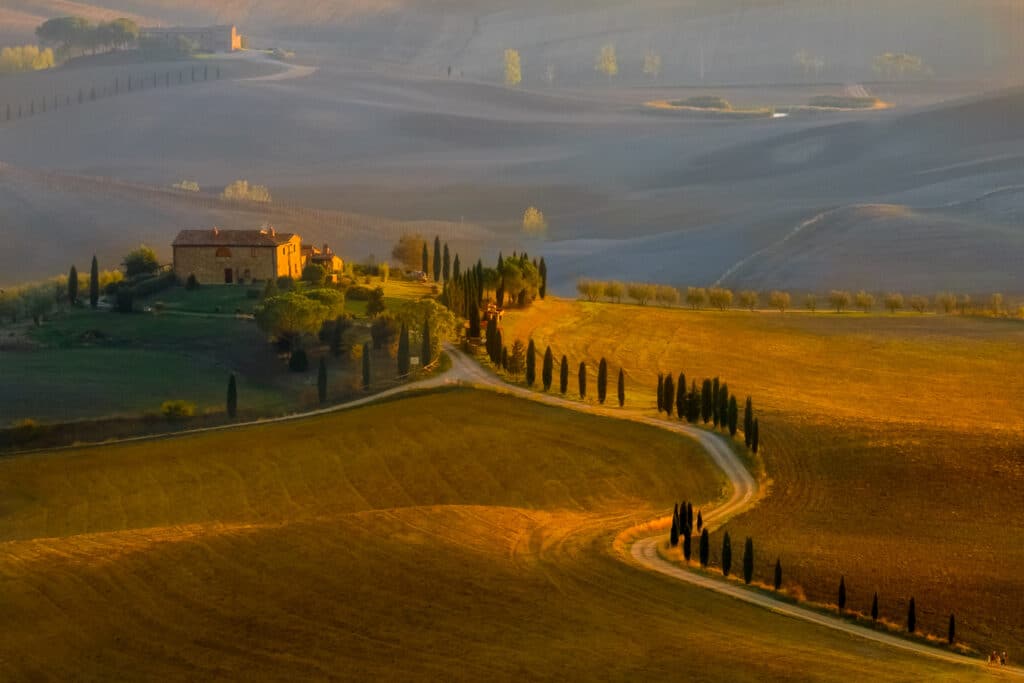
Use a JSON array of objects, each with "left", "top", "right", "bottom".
[
  {"left": 215, "top": 247, "right": 232, "bottom": 258},
  {"left": 251, "top": 247, "right": 257, "bottom": 257}
]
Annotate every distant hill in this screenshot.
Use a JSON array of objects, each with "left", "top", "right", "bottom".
[{"left": 5, "top": 0, "right": 1021, "bottom": 85}]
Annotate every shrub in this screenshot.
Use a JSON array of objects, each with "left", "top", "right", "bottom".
[
  {"left": 161, "top": 400, "right": 196, "bottom": 420},
  {"left": 185, "top": 274, "right": 199, "bottom": 290},
  {"left": 346, "top": 285, "right": 374, "bottom": 300},
  {"left": 288, "top": 349, "right": 309, "bottom": 372},
  {"left": 276, "top": 275, "right": 295, "bottom": 291},
  {"left": 302, "top": 263, "right": 327, "bottom": 285}
]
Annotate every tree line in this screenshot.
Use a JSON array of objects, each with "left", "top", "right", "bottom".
[
  {"left": 576, "top": 279, "right": 1020, "bottom": 316},
  {"left": 655, "top": 372, "right": 759, "bottom": 455},
  {"left": 672, "top": 505, "right": 958, "bottom": 647}
]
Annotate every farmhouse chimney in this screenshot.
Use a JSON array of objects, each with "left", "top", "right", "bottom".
[{"left": 211, "top": 226, "right": 219, "bottom": 236}]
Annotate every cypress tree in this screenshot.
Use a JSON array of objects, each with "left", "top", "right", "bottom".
[
  {"left": 907, "top": 597, "right": 916, "bottom": 633},
  {"left": 317, "top": 358, "right": 328, "bottom": 404},
  {"left": 686, "top": 503, "right": 693, "bottom": 534},
  {"left": 226, "top": 373, "right": 237, "bottom": 418},
  {"left": 699, "top": 528, "right": 709, "bottom": 567},
  {"left": 362, "top": 343, "right": 371, "bottom": 390},
  {"left": 578, "top": 361, "right": 587, "bottom": 399},
  {"left": 397, "top": 322, "right": 410, "bottom": 376},
  {"left": 485, "top": 316, "right": 497, "bottom": 361},
  {"left": 539, "top": 257, "right": 547, "bottom": 299},
  {"left": 676, "top": 373, "right": 686, "bottom": 420},
  {"left": 68, "top": 265, "right": 78, "bottom": 305},
  {"left": 871, "top": 593, "right": 879, "bottom": 622},
  {"left": 773, "top": 558, "right": 782, "bottom": 590},
  {"left": 728, "top": 396, "right": 739, "bottom": 436},
  {"left": 696, "top": 510, "right": 703, "bottom": 532},
  {"left": 838, "top": 576, "right": 847, "bottom": 613},
  {"left": 442, "top": 243, "right": 450, "bottom": 282},
  {"left": 663, "top": 374, "right": 674, "bottom": 417},
  {"left": 678, "top": 528, "right": 690, "bottom": 559},
  {"left": 421, "top": 242, "right": 429, "bottom": 274},
  {"left": 497, "top": 252, "right": 504, "bottom": 271},
  {"left": 712, "top": 377, "right": 721, "bottom": 425},
  {"left": 421, "top": 316, "right": 432, "bottom": 365},
  {"left": 433, "top": 236, "right": 441, "bottom": 282},
  {"left": 542, "top": 346, "right": 553, "bottom": 391},
  {"left": 752, "top": 419, "right": 760, "bottom": 454},
  {"left": 453, "top": 253, "right": 461, "bottom": 280},
  {"left": 618, "top": 368, "right": 625, "bottom": 407},
  {"left": 701, "top": 379, "right": 712, "bottom": 423},
  {"left": 657, "top": 374, "right": 664, "bottom": 412},
  {"left": 721, "top": 532, "right": 732, "bottom": 577},
  {"left": 525, "top": 339, "right": 536, "bottom": 386},
  {"left": 742, "top": 537, "right": 754, "bottom": 585},
  {"left": 948, "top": 613, "right": 955, "bottom": 645},
  {"left": 89, "top": 255, "right": 99, "bottom": 309},
  {"left": 501, "top": 346, "right": 509, "bottom": 371},
  {"left": 744, "top": 397, "right": 754, "bottom": 446},
  {"left": 597, "top": 358, "right": 608, "bottom": 403},
  {"left": 718, "top": 383, "right": 729, "bottom": 431},
  {"left": 493, "top": 329, "right": 503, "bottom": 364},
  {"left": 670, "top": 513, "right": 679, "bottom": 547},
  {"left": 688, "top": 381, "right": 701, "bottom": 422},
  {"left": 560, "top": 355, "right": 569, "bottom": 394},
  {"left": 468, "top": 304, "right": 481, "bottom": 338}
]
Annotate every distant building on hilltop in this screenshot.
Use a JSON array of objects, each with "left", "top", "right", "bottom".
[
  {"left": 172, "top": 227, "right": 302, "bottom": 285},
  {"left": 139, "top": 25, "right": 242, "bottom": 53}
]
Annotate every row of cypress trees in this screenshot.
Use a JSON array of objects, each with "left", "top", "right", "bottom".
[
  {"left": 492, "top": 338, "right": 627, "bottom": 407},
  {"left": 677, "top": 519, "right": 956, "bottom": 645},
  {"left": 66, "top": 256, "right": 102, "bottom": 309},
  {"left": 656, "top": 372, "right": 760, "bottom": 453}
]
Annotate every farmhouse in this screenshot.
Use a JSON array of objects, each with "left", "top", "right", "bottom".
[
  {"left": 301, "top": 243, "right": 344, "bottom": 282},
  {"left": 172, "top": 227, "right": 302, "bottom": 285},
  {"left": 139, "top": 25, "right": 242, "bottom": 53}
]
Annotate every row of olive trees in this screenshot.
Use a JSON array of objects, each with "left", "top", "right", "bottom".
[{"left": 578, "top": 279, "right": 1018, "bottom": 316}]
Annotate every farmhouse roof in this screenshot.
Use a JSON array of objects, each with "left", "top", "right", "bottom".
[{"left": 172, "top": 227, "right": 296, "bottom": 247}]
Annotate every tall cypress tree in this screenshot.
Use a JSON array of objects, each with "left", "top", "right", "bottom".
[
  {"left": 696, "top": 510, "right": 703, "bottom": 532},
  {"left": 686, "top": 503, "right": 693, "bottom": 534},
  {"left": 617, "top": 369, "right": 625, "bottom": 407},
  {"left": 362, "top": 343, "right": 371, "bottom": 390},
  {"left": 538, "top": 257, "right": 547, "bottom": 299},
  {"left": 597, "top": 358, "right": 608, "bottom": 404},
  {"left": 676, "top": 373, "right": 686, "bottom": 420},
  {"left": 721, "top": 532, "right": 732, "bottom": 577},
  {"left": 670, "top": 512, "right": 679, "bottom": 547},
  {"left": 485, "top": 316, "right": 498, "bottom": 361},
  {"left": 226, "top": 373, "right": 237, "bottom": 418},
  {"left": 493, "top": 329, "right": 502, "bottom": 364},
  {"left": 663, "top": 374, "right": 674, "bottom": 417},
  {"left": 578, "top": 362, "right": 587, "bottom": 399},
  {"left": 469, "top": 304, "right": 481, "bottom": 338},
  {"left": 68, "top": 265, "right": 78, "bottom": 305},
  {"left": 525, "top": 339, "right": 536, "bottom": 386},
  {"left": 712, "top": 377, "right": 721, "bottom": 425},
  {"left": 682, "top": 531, "right": 692, "bottom": 561},
  {"left": 742, "top": 537, "right": 754, "bottom": 584},
  {"left": 744, "top": 397, "right": 753, "bottom": 446},
  {"left": 542, "top": 347, "right": 553, "bottom": 391},
  {"left": 701, "top": 379, "right": 712, "bottom": 423},
  {"left": 718, "top": 383, "right": 729, "bottom": 431},
  {"left": 657, "top": 374, "right": 664, "bottom": 412},
  {"left": 752, "top": 419, "right": 760, "bottom": 454},
  {"left": 318, "top": 358, "right": 328, "bottom": 404},
  {"left": 688, "top": 381, "right": 701, "bottom": 422},
  {"left": 871, "top": 593, "right": 879, "bottom": 622},
  {"left": 421, "top": 242, "right": 429, "bottom": 274},
  {"left": 699, "top": 529, "right": 709, "bottom": 567},
  {"left": 89, "top": 255, "right": 99, "bottom": 309},
  {"left": 560, "top": 355, "right": 569, "bottom": 394},
  {"left": 433, "top": 236, "right": 441, "bottom": 282},
  {"left": 442, "top": 243, "right": 450, "bottom": 282},
  {"left": 453, "top": 253, "right": 461, "bottom": 280},
  {"left": 728, "top": 396, "right": 739, "bottom": 436},
  {"left": 397, "top": 322, "right": 410, "bottom": 376},
  {"left": 421, "top": 315, "right": 432, "bottom": 365},
  {"left": 907, "top": 597, "right": 916, "bottom": 633},
  {"left": 497, "top": 252, "right": 504, "bottom": 272},
  {"left": 838, "top": 576, "right": 847, "bottom": 613},
  {"left": 948, "top": 613, "right": 955, "bottom": 645},
  {"left": 773, "top": 558, "right": 782, "bottom": 590}
]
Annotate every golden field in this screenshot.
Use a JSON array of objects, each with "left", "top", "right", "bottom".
[
  {"left": 0, "top": 388, "right": 977, "bottom": 680},
  {"left": 500, "top": 298, "right": 1024, "bottom": 656}
]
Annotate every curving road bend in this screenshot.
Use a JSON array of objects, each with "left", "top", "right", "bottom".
[{"left": 443, "top": 347, "right": 1023, "bottom": 678}]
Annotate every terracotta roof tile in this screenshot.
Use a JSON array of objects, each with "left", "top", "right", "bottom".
[{"left": 172, "top": 228, "right": 296, "bottom": 247}]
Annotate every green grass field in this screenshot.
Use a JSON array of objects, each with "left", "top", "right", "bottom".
[
  {"left": 141, "top": 284, "right": 264, "bottom": 314},
  {"left": 500, "top": 298, "right": 1024, "bottom": 656},
  {"left": 0, "top": 388, "right": 975, "bottom": 680}
]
